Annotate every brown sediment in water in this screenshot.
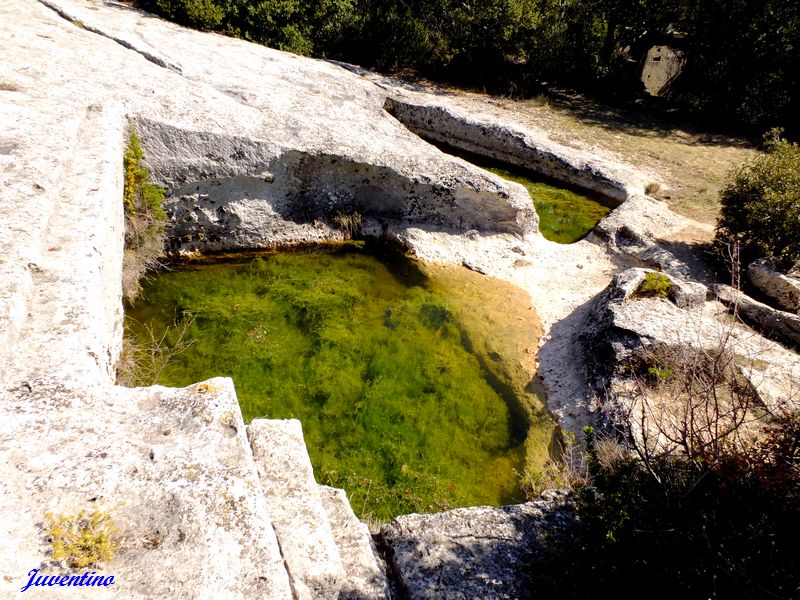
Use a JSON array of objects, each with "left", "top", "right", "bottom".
[{"left": 421, "top": 263, "right": 558, "bottom": 474}]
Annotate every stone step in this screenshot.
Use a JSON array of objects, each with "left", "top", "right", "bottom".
[
  {"left": 318, "top": 485, "right": 392, "bottom": 600},
  {"left": 0, "top": 377, "right": 294, "bottom": 599},
  {"left": 248, "top": 419, "right": 345, "bottom": 599}
]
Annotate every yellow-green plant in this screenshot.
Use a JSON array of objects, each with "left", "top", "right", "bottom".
[
  {"left": 122, "top": 127, "right": 167, "bottom": 301},
  {"left": 634, "top": 272, "right": 672, "bottom": 299},
  {"left": 123, "top": 129, "right": 166, "bottom": 226},
  {"left": 46, "top": 509, "right": 117, "bottom": 569}
]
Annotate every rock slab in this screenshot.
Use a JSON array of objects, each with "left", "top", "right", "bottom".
[
  {"left": 248, "top": 419, "right": 345, "bottom": 600},
  {"left": 380, "top": 491, "right": 575, "bottom": 600},
  {"left": 749, "top": 258, "right": 800, "bottom": 314},
  {"left": 319, "top": 485, "right": 392, "bottom": 600}
]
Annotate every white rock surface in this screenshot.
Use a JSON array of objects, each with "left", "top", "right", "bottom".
[
  {"left": 26, "top": 0, "right": 539, "bottom": 259},
  {"left": 0, "top": 378, "right": 293, "bottom": 599},
  {"left": 318, "top": 486, "right": 392, "bottom": 600},
  {"left": 248, "top": 420, "right": 345, "bottom": 600},
  {"left": 383, "top": 96, "right": 632, "bottom": 201},
  {"left": 715, "top": 283, "right": 800, "bottom": 347},
  {"left": 589, "top": 194, "right": 700, "bottom": 278},
  {"left": 749, "top": 258, "right": 800, "bottom": 314},
  {"left": 584, "top": 269, "right": 800, "bottom": 417}
]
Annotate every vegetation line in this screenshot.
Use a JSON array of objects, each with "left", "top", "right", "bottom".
[{"left": 134, "top": 0, "right": 800, "bottom": 135}]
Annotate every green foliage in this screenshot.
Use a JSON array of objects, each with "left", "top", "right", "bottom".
[
  {"left": 151, "top": 0, "right": 227, "bottom": 29},
  {"left": 528, "top": 415, "right": 800, "bottom": 599},
  {"left": 633, "top": 271, "right": 672, "bottom": 299},
  {"left": 668, "top": 0, "right": 800, "bottom": 130},
  {"left": 140, "top": 0, "right": 357, "bottom": 55},
  {"left": 716, "top": 131, "right": 800, "bottom": 269},
  {"left": 646, "top": 365, "right": 672, "bottom": 381},
  {"left": 46, "top": 509, "right": 117, "bottom": 569},
  {"left": 123, "top": 129, "right": 166, "bottom": 225},
  {"left": 125, "top": 246, "right": 529, "bottom": 521},
  {"left": 123, "top": 128, "right": 167, "bottom": 301}
]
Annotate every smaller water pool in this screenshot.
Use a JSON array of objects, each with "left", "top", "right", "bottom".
[
  {"left": 421, "top": 139, "right": 615, "bottom": 243},
  {"left": 483, "top": 164, "right": 612, "bottom": 244}
]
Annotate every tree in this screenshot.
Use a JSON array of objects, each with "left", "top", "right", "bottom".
[{"left": 715, "top": 130, "right": 800, "bottom": 270}]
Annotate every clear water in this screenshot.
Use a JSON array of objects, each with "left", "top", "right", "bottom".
[
  {"left": 125, "top": 242, "right": 553, "bottom": 521},
  {"left": 484, "top": 164, "right": 612, "bottom": 243}
]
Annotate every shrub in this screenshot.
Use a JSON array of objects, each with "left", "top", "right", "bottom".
[
  {"left": 122, "top": 128, "right": 166, "bottom": 301},
  {"left": 46, "top": 509, "right": 117, "bottom": 569},
  {"left": 151, "top": 0, "right": 226, "bottom": 29},
  {"left": 528, "top": 301, "right": 800, "bottom": 599},
  {"left": 715, "top": 130, "right": 800, "bottom": 270},
  {"left": 528, "top": 414, "right": 800, "bottom": 599},
  {"left": 519, "top": 430, "right": 589, "bottom": 498},
  {"left": 632, "top": 272, "right": 672, "bottom": 299},
  {"left": 116, "top": 314, "right": 195, "bottom": 386}
]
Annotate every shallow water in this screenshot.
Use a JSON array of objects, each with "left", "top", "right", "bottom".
[
  {"left": 484, "top": 164, "right": 612, "bottom": 243},
  {"left": 125, "top": 242, "right": 553, "bottom": 520},
  {"left": 424, "top": 140, "right": 613, "bottom": 243}
]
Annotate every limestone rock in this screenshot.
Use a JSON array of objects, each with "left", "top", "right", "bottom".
[
  {"left": 318, "top": 486, "right": 392, "bottom": 600},
  {"left": 248, "top": 420, "right": 345, "bottom": 600},
  {"left": 748, "top": 258, "right": 800, "bottom": 314},
  {"left": 714, "top": 284, "right": 800, "bottom": 348},
  {"left": 0, "top": 378, "right": 294, "bottom": 599},
  {"left": 588, "top": 195, "right": 696, "bottom": 278},
  {"left": 17, "top": 0, "right": 538, "bottom": 261},
  {"left": 383, "top": 97, "right": 631, "bottom": 202},
  {"left": 583, "top": 268, "right": 800, "bottom": 418},
  {"left": 380, "top": 490, "right": 575, "bottom": 600}
]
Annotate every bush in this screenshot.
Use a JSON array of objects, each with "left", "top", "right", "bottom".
[
  {"left": 528, "top": 307, "right": 799, "bottom": 599},
  {"left": 150, "top": 0, "right": 226, "bottom": 29},
  {"left": 528, "top": 415, "right": 800, "bottom": 599},
  {"left": 122, "top": 128, "right": 166, "bottom": 301},
  {"left": 46, "top": 509, "right": 117, "bottom": 569},
  {"left": 633, "top": 271, "right": 672, "bottom": 299},
  {"left": 715, "top": 131, "right": 800, "bottom": 270}
]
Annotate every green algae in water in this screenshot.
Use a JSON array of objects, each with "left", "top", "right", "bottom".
[
  {"left": 483, "top": 165, "right": 612, "bottom": 244},
  {"left": 125, "top": 245, "right": 534, "bottom": 521},
  {"left": 411, "top": 138, "right": 614, "bottom": 243}
]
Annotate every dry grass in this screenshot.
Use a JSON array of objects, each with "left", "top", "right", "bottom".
[
  {"left": 492, "top": 93, "right": 758, "bottom": 225},
  {"left": 116, "top": 314, "right": 194, "bottom": 386}
]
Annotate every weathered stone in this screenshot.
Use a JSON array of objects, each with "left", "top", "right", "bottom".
[
  {"left": 0, "top": 378, "right": 294, "bottom": 599},
  {"left": 583, "top": 268, "right": 800, "bottom": 417},
  {"left": 248, "top": 420, "right": 345, "bottom": 600},
  {"left": 380, "top": 490, "right": 575, "bottom": 600},
  {"left": 748, "top": 258, "right": 800, "bottom": 314},
  {"left": 384, "top": 97, "right": 631, "bottom": 202},
  {"left": 642, "top": 46, "right": 686, "bottom": 96},
  {"left": 714, "top": 284, "right": 800, "bottom": 348},
  {"left": 23, "top": 0, "right": 539, "bottom": 260},
  {"left": 318, "top": 486, "right": 392, "bottom": 600},
  {"left": 588, "top": 195, "right": 697, "bottom": 278}
]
